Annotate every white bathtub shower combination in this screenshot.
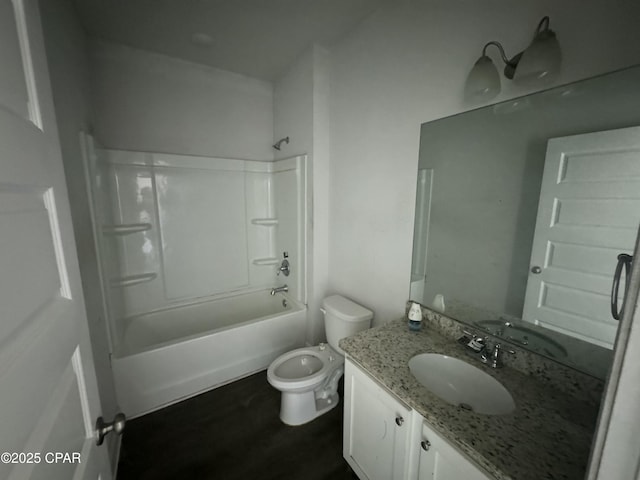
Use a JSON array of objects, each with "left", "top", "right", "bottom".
[
  {"left": 112, "top": 290, "right": 306, "bottom": 416},
  {"left": 83, "top": 135, "right": 308, "bottom": 416}
]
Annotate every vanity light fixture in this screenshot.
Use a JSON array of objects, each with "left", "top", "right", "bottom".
[{"left": 464, "top": 16, "right": 562, "bottom": 103}]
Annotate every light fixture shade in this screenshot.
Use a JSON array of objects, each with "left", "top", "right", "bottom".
[
  {"left": 464, "top": 55, "right": 501, "bottom": 103},
  {"left": 513, "top": 29, "right": 561, "bottom": 86}
]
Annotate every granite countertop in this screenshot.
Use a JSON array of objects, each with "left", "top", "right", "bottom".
[{"left": 340, "top": 319, "right": 600, "bottom": 480}]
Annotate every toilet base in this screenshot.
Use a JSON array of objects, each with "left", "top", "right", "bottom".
[{"left": 279, "top": 389, "right": 340, "bottom": 426}]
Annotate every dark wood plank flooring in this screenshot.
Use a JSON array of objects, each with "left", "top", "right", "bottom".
[{"left": 117, "top": 371, "right": 356, "bottom": 480}]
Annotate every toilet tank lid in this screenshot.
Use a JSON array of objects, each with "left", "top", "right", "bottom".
[{"left": 323, "top": 295, "right": 373, "bottom": 322}]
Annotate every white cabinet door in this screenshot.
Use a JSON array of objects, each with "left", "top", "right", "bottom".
[
  {"left": 417, "top": 421, "right": 491, "bottom": 480},
  {"left": 0, "top": 0, "right": 111, "bottom": 479},
  {"left": 522, "top": 127, "right": 640, "bottom": 348},
  {"left": 344, "top": 359, "right": 412, "bottom": 480}
]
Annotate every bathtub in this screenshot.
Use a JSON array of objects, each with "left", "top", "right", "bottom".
[{"left": 111, "top": 290, "right": 307, "bottom": 417}]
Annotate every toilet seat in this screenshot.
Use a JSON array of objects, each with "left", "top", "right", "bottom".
[{"left": 267, "top": 345, "right": 343, "bottom": 393}]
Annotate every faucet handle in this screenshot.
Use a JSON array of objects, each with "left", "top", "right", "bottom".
[
  {"left": 462, "top": 330, "right": 488, "bottom": 341},
  {"left": 484, "top": 343, "right": 516, "bottom": 368},
  {"left": 493, "top": 343, "right": 516, "bottom": 355},
  {"left": 460, "top": 330, "right": 487, "bottom": 352},
  {"left": 277, "top": 258, "right": 290, "bottom": 276}
]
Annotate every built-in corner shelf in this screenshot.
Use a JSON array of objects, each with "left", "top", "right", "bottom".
[
  {"left": 252, "top": 257, "right": 279, "bottom": 266},
  {"left": 251, "top": 218, "right": 279, "bottom": 226},
  {"left": 110, "top": 272, "right": 157, "bottom": 288},
  {"left": 102, "top": 223, "right": 152, "bottom": 236}
]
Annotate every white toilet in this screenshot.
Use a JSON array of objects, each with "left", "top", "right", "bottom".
[{"left": 267, "top": 295, "right": 373, "bottom": 425}]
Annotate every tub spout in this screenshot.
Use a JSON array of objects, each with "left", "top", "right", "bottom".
[{"left": 270, "top": 285, "right": 288, "bottom": 296}]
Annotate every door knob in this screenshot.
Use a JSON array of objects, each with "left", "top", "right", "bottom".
[
  {"left": 421, "top": 440, "right": 431, "bottom": 451},
  {"left": 95, "top": 412, "right": 126, "bottom": 445},
  {"left": 531, "top": 266, "right": 542, "bottom": 274},
  {"left": 395, "top": 416, "right": 404, "bottom": 426}
]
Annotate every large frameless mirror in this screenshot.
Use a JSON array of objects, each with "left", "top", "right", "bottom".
[{"left": 411, "top": 65, "right": 640, "bottom": 379}]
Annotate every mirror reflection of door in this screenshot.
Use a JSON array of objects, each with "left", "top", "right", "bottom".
[{"left": 523, "top": 126, "right": 640, "bottom": 348}]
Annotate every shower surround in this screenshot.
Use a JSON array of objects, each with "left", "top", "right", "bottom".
[{"left": 84, "top": 135, "right": 308, "bottom": 416}]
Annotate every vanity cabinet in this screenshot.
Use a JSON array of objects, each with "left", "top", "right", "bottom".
[
  {"left": 343, "top": 358, "right": 413, "bottom": 480},
  {"left": 417, "top": 421, "right": 491, "bottom": 480},
  {"left": 344, "top": 358, "right": 494, "bottom": 480}
]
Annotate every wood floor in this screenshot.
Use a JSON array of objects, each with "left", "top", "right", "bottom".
[{"left": 117, "top": 371, "right": 357, "bottom": 480}]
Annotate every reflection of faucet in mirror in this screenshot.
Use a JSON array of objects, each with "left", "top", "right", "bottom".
[
  {"left": 409, "top": 65, "right": 640, "bottom": 380},
  {"left": 474, "top": 318, "right": 567, "bottom": 359}
]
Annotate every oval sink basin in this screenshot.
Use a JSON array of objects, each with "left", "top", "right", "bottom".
[{"left": 408, "top": 354, "right": 515, "bottom": 415}]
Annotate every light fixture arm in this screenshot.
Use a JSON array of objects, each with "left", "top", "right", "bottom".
[
  {"left": 482, "top": 41, "right": 521, "bottom": 79},
  {"left": 481, "top": 41, "right": 513, "bottom": 67},
  {"left": 536, "top": 16, "right": 550, "bottom": 35}
]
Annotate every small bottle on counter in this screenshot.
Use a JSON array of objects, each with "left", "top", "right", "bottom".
[{"left": 407, "top": 302, "right": 422, "bottom": 331}]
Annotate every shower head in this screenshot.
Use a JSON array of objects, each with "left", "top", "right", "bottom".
[{"left": 273, "top": 137, "right": 290, "bottom": 150}]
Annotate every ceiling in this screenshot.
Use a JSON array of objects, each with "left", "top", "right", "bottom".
[{"left": 73, "top": 0, "right": 387, "bottom": 82}]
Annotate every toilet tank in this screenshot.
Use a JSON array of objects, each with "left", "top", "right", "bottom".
[{"left": 322, "top": 295, "right": 373, "bottom": 355}]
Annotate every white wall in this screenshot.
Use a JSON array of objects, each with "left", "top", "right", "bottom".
[
  {"left": 38, "top": 0, "right": 119, "bottom": 467},
  {"left": 274, "top": 50, "right": 314, "bottom": 156},
  {"left": 274, "top": 45, "right": 331, "bottom": 344},
  {"left": 89, "top": 41, "right": 274, "bottom": 161},
  {"left": 329, "top": 0, "right": 640, "bottom": 326}
]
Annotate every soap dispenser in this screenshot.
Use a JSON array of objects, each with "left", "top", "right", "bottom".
[{"left": 408, "top": 302, "right": 422, "bottom": 331}]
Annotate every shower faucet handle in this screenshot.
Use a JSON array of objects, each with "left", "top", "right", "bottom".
[{"left": 277, "top": 257, "right": 290, "bottom": 276}]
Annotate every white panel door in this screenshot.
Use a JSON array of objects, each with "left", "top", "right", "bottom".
[
  {"left": 522, "top": 126, "right": 640, "bottom": 348},
  {"left": 0, "top": 1, "right": 111, "bottom": 479}
]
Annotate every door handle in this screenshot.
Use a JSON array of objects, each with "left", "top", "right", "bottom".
[
  {"left": 96, "top": 412, "right": 126, "bottom": 445},
  {"left": 611, "top": 253, "right": 633, "bottom": 320},
  {"left": 531, "top": 266, "right": 542, "bottom": 274}
]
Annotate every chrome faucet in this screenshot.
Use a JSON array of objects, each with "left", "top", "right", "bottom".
[
  {"left": 481, "top": 343, "right": 516, "bottom": 369},
  {"left": 270, "top": 285, "right": 288, "bottom": 296},
  {"left": 459, "top": 331, "right": 516, "bottom": 368}
]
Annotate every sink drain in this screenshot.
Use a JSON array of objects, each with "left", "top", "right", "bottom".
[{"left": 458, "top": 403, "right": 474, "bottom": 412}]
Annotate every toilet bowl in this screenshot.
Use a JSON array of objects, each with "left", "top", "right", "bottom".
[
  {"left": 267, "top": 295, "right": 373, "bottom": 425},
  {"left": 267, "top": 344, "right": 344, "bottom": 425}
]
